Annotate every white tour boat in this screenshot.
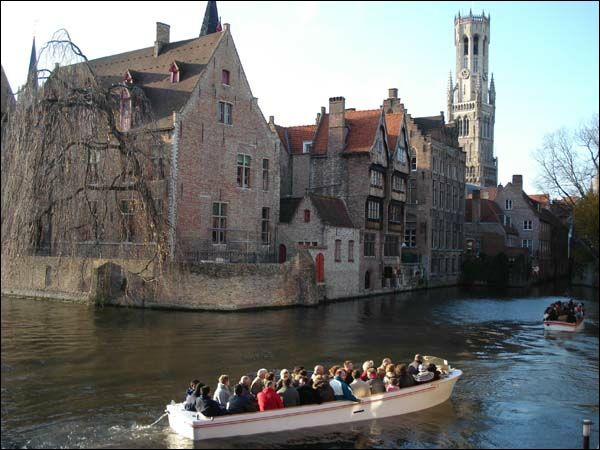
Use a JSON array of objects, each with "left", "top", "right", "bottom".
[
  {"left": 543, "top": 318, "right": 585, "bottom": 332},
  {"left": 166, "top": 356, "right": 462, "bottom": 441}
]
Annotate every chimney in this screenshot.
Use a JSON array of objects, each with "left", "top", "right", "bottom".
[
  {"left": 329, "top": 97, "right": 345, "bottom": 128},
  {"left": 472, "top": 189, "right": 481, "bottom": 223},
  {"left": 512, "top": 175, "right": 523, "bottom": 189},
  {"left": 154, "top": 22, "right": 170, "bottom": 58},
  {"left": 383, "top": 88, "right": 401, "bottom": 113}
]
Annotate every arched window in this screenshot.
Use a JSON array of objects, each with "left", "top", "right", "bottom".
[
  {"left": 465, "top": 118, "right": 470, "bottom": 136},
  {"left": 120, "top": 89, "right": 131, "bottom": 131},
  {"left": 473, "top": 35, "right": 479, "bottom": 55},
  {"left": 463, "top": 36, "right": 469, "bottom": 68}
]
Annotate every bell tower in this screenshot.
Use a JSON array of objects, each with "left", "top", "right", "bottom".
[{"left": 447, "top": 10, "right": 497, "bottom": 187}]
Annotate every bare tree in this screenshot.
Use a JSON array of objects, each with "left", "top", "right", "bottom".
[
  {"left": 533, "top": 114, "right": 599, "bottom": 205},
  {"left": 1, "top": 30, "right": 170, "bottom": 279}
]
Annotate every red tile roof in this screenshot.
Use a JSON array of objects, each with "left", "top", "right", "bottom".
[
  {"left": 384, "top": 111, "right": 404, "bottom": 151},
  {"left": 287, "top": 125, "right": 317, "bottom": 155},
  {"left": 345, "top": 109, "right": 382, "bottom": 153},
  {"left": 528, "top": 194, "right": 550, "bottom": 206},
  {"left": 312, "top": 113, "right": 329, "bottom": 155}
]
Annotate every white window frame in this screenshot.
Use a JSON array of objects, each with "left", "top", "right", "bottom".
[{"left": 302, "top": 141, "right": 313, "bottom": 154}]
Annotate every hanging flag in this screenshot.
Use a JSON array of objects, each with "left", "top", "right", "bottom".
[{"left": 216, "top": 16, "right": 222, "bottom": 32}]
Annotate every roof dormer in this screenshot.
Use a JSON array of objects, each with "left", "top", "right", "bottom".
[
  {"left": 169, "top": 62, "right": 180, "bottom": 84},
  {"left": 123, "top": 70, "right": 134, "bottom": 86}
]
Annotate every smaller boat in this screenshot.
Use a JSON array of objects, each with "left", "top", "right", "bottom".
[
  {"left": 166, "top": 356, "right": 461, "bottom": 441},
  {"left": 543, "top": 319, "right": 584, "bottom": 332}
]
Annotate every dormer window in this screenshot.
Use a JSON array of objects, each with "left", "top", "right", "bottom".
[
  {"left": 302, "top": 141, "right": 313, "bottom": 154},
  {"left": 120, "top": 89, "right": 131, "bottom": 131},
  {"left": 169, "top": 62, "right": 180, "bottom": 84},
  {"left": 222, "top": 69, "right": 230, "bottom": 85}
]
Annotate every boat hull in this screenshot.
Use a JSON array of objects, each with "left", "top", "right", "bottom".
[
  {"left": 543, "top": 319, "right": 584, "bottom": 332},
  {"left": 167, "top": 368, "right": 462, "bottom": 441}
]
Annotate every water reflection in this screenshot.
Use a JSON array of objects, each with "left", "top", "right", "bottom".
[{"left": 1, "top": 283, "right": 598, "bottom": 449}]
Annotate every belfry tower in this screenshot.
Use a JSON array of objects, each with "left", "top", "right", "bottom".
[{"left": 447, "top": 11, "right": 497, "bottom": 187}]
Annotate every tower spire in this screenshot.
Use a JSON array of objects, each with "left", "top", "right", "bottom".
[
  {"left": 27, "top": 37, "right": 37, "bottom": 89},
  {"left": 200, "top": 1, "right": 220, "bottom": 37}
]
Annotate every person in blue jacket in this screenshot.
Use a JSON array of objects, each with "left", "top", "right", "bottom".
[{"left": 329, "top": 368, "right": 359, "bottom": 402}]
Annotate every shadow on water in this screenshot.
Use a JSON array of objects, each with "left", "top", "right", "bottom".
[{"left": 1, "top": 283, "right": 598, "bottom": 448}]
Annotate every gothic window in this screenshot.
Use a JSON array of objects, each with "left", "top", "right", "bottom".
[
  {"left": 463, "top": 36, "right": 469, "bottom": 68},
  {"left": 473, "top": 35, "right": 479, "bottom": 55},
  {"left": 262, "top": 159, "right": 269, "bottom": 191},
  {"left": 457, "top": 117, "right": 462, "bottom": 137},
  {"left": 222, "top": 69, "right": 230, "bottom": 85}
]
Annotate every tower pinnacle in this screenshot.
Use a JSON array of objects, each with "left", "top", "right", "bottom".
[{"left": 200, "top": 1, "right": 220, "bottom": 37}]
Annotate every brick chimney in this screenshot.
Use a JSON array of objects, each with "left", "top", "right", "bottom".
[
  {"left": 472, "top": 189, "right": 481, "bottom": 223},
  {"left": 383, "top": 88, "right": 402, "bottom": 113},
  {"left": 154, "top": 22, "right": 170, "bottom": 57},
  {"left": 512, "top": 175, "right": 523, "bottom": 189},
  {"left": 329, "top": 97, "right": 345, "bottom": 128}
]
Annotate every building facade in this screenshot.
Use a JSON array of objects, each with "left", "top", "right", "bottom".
[
  {"left": 279, "top": 194, "right": 360, "bottom": 299},
  {"left": 490, "top": 175, "right": 569, "bottom": 280},
  {"left": 277, "top": 89, "right": 412, "bottom": 294},
  {"left": 404, "top": 114, "right": 466, "bottom": 286},
  {"left": 19, "top": 2, "right": 282, "bottom": 262},
  {"left": 447, "top": 11, "right": 497, "bottom": 187}
]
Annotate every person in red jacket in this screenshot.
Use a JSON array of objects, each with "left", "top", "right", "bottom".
[{"left": 257, "top": 380, "right": 284, "bottom": 411}]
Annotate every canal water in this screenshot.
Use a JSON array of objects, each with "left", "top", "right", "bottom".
[{"left": 1, "top": 283, "right": 598, "bottom": 449}]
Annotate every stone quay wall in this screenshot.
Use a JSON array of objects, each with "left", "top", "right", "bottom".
[{"left": 1, "top": 250, "right": 319, "bottom": 311}]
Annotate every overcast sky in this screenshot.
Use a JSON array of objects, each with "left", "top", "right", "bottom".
[{"left": 1, "top": 1, "right": 598, "bottom": 193}]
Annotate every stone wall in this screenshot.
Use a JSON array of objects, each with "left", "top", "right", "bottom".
[{"left": 1, "top": 251, "right": 319, "bottom": 311}]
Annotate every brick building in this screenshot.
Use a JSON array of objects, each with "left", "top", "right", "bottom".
[
  {"left": 276, "top": 89, "right": 412, "bottom": 293},
  {"left": 279, "top": 193, "right": 360, "bottom": 299},
  {"left": 404, "top": 113, "right": 466, "bottom": 286},
  {"left": 24, "top": 2, "right": 281, "bottom": 261},
  {"left": 478, "top": 175, "right": 569, "bottom": 280}
]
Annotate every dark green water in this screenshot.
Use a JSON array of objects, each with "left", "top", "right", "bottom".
[{"left": 1, "top": 283, "right": 598, "bottom": 448}]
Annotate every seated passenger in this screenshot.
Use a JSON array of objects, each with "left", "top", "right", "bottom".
[
  {"left": 185, "top": 379, "right": 200, "bottom": 400},
  {"left": 213, "top": 374, "right": 231, "bottom": 407},
  {"left": 195, "top": 385, "right": 227, "bottom": 417},
  {"left": 184, "top": 382, "right": 204, "bottom": 411},
  {"left": 276, "top": 368, "right": 291, "bottom": 391},
  {"left": 343, "top": 361, "right": 355, "bottom": 385},
  {"left": 226, "top": 384, "right": 254, "bottom": 414},
  {"left": 413, "top": 364, "right": 434, "bottom": 384},
  {"left": 239, "top": 375, "right": 252, "bottom": 397},
  {"left": 408, "top": 354, "right": 423, "bottom": 376},
  {"left": 311, "top": 365, "right": 325, "bottom": 383},
  {"left": 297, "top": 376, "right": 320, "bottom": 405},
  {"left": 386, "top": 377, "right": 400, "bottom": 392},
  {"left": 379, "top": 358, "right": 392, "bottom": 371},
  {"left": 277, "top": 378, "right": 300, "bottom": 407},
  {"left": 360, "top": 360, "right": 374, "bottom": 381},
  {"left": 397, "top": 364, "right": 416, "bottom": 388},
  {"left": 427, "top": 363, "right": 441, "bottom": 381},
  {"left": 251, "top": 368, "right": 267, "bottom": 396},
  {"left": 367, "top": 368, "right": 386, "bottom": 395},
  {"left": 349, "top": 369, "right": 370, "bottom": 398},
  {"left": 257, "top": 380, "right": 284, "bottom": 411},
  {"left": 329, "top": 368, "right": 359, "bottom": 402},
  {"left": 328, "top": 365, "right": 341, "bottom": 378},
  {"left": 313, "top": 375, "right": 336, "bottom": 403}
]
